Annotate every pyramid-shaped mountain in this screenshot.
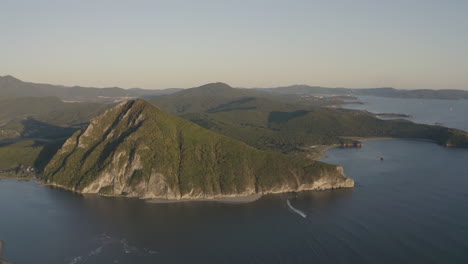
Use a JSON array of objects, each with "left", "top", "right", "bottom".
[{"left": 43, "top": 99, "right": 353, "bottom": 199}]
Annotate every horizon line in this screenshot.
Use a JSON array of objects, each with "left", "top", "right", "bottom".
[{"left": 1, "top": 74, "right": 467, "bottom": 92}]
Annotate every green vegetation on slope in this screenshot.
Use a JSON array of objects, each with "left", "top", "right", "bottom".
[
  {"left": 147, "top": 84, "right": 468, "bottom": 152},
  {"left": 0, "top": 140, "right": 65, "bottom": 173},
  {"left": 43, "top": 99, "right": 349, "bottom": 197},
  {"left": 181, "top": 107, "right": 468, "bottom": 152},
  {"left": 148, "top": 82, "right": 342, "bottom": 115},
  {"left": 1, "top": 80, "right": 467, "bottom": 185},
  {"left": 0, "top": 140, "right": 43, "bottom": 170},
  {"left": 183, "top": 112, "right": 348, "bottom": 152},
  {"left": 0, "top": 96, "right": 111, "bottom": 126},
  {"left": 268, "top": 108, "right": 468, "bottom": 146},
  {"left": 0, "top": 96, "right": 112, "bottom": 173},
  {"left": 0, "top": 118, "right": 77, "bottom": 141}
]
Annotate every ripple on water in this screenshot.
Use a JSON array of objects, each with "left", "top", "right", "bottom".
[{"left": 67, "top": 234, "right": 159, "bottom": 264}]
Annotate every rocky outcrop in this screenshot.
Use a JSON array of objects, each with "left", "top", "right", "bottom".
[
  {"left": 340, "top": 141, "right": 362, "bottom": 148},
  {"left": 61, "top": 164, "right": 352, "bottom": 200},
  {"left": 43, "top": 99, "right": 353, "bottom": 200}
]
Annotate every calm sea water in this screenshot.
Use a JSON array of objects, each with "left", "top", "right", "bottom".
[
  {"left": 1, "top": 98, "right": 467, "bottom": 264},
  {"left": 343, "top": 96, "right": 468, "bottom": 131}
]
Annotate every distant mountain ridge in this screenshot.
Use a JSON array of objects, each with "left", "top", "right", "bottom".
[
  {"left": 148, "top": 82, "right": 316, "bottom": 114},
  {"left": 0, "top": 75, "right": 181, "bottom": 102},
  {"left": 3, "top": 75, "right": 467, "bottom": 101},
  {"left": 258, "top": 85, "right": 468, "bottom": 100}
]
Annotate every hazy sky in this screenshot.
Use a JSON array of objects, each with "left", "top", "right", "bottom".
[{"left": 1, "top": 0, "right": 467, "bottom": 90}]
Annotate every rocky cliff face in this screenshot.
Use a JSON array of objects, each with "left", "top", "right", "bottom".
[{"left": 43, "top": 99, "right": 353, "bottom": 199}]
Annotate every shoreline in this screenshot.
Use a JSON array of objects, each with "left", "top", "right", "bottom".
[
  {"left": 339, "top": 136, "right": 396, "bottom": 142},
  {"left": 1, "top": 137, "right": 441, "bottom": 205},
  {"left": 2, "top": 177, "right": 352, "bottom": 204},
  {"left": 308, "top": 144, "right": 339, "bottom": 160},
  {"left": 146, "top": 194, "right": 263, "bottom": 204},
  {"left": 41, "top": 181, "right": 265, "bottom": 204},
  {"left": 0, "top": 175, "right": 36, "bottom": 180},
  {"left": 311, "top": 138, "right": 396, "bottom": 161},
  {"left": 340, "top": 136, "right": 438, "bottom": 143},
  {"left": 314, "top": 137, "right": 441, "bottom": 160}
]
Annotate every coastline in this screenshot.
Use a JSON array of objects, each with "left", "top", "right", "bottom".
[
  {"left": 339, "top": 136, "right": 396, "bottom": 142},
  {"left": 2, "top": 177, "right": 354, "bottom": 204},
  {"left": 146, "top": 194, "right": 263, "bottom": 204},
  {"left": 0, "top": 174, "right": 353, "bottom": 207},
  {"left": 309, "top": 138, "right": 389, "bottom": 161},
  {"left": 2, "top": 137, "right": 439, "bottom": 204},
  {"left": 0, "top": 175, "right": 36, "bottom": 181},
  {"left": 314, "top": 137, "right": 447, "bottom": 162},
  {"left": 340, "top": 136, "right": 438, "bottom": 143},
  {"left": 307, "top": 144, "right": 339, "bottom": 160},
  {"left": 2, "top": 141, "right": 360, "bottom": 204}
]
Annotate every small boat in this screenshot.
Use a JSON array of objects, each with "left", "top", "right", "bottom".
[{"left": 380, "top": 156, "right": 384, "bottom": 161}]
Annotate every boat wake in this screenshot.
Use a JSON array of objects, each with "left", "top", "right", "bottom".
[{"left": 286, "top": 200, "right": 307, "bottom": 218}]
